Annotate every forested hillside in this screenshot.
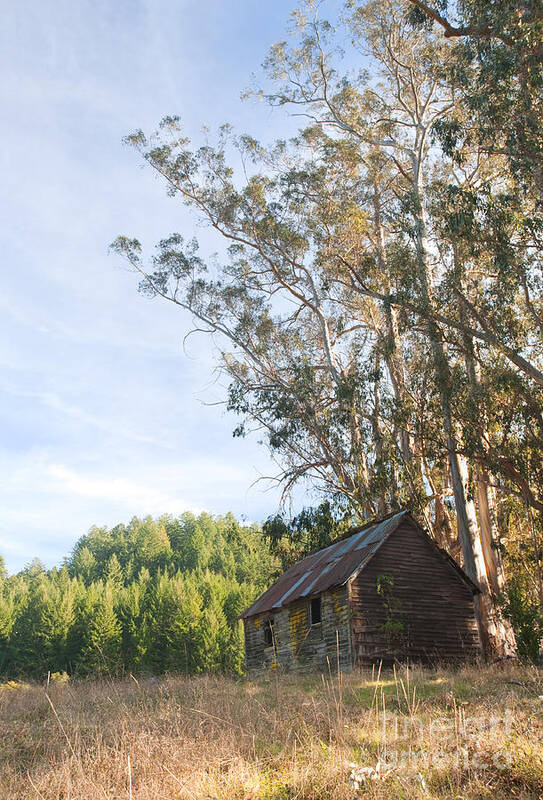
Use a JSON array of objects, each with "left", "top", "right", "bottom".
[{"left": 0, "top": 513, "right": 279, "bottom": 679}]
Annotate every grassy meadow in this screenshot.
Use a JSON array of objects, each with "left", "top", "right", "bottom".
[{"left": 1, "top": 664, "right": 542, "bottom": 799}]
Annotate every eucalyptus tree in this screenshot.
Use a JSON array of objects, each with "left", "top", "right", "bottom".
[
  {"left": 112, "top": 128, "right": 411, "bottom": 517},
  {"left": 403, "top": 1, "right": 543, "bottom": 587},
  {"left": 112, "top": 0, "right": 537, "bottom": 655},
  {"left": 264, "top": 0, "right": 543, "bottom": 567},
  {"left": 261, "top": 0, "right": 522, "bottom": 654}
]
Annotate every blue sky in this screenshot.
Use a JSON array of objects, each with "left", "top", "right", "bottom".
[{"left": 1, "top": 0, "right": 341, "bottom": 573}]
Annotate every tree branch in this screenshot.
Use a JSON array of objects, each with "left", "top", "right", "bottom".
[{"left": 406, "top": 0, "right": 514, "bottom": 45}]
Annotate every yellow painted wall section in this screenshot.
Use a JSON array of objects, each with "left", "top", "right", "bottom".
[{"left": 289, "top": 605, "right": 308, "bottom": 654}]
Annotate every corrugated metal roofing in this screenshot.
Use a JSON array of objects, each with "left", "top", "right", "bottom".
[{"left": 242, "top": 510, "right": 409, "bottom": 619}]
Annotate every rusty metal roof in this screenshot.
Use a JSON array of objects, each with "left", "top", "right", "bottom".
[{"left": 242, "top": 510, "right": 409, "bottom": 619}]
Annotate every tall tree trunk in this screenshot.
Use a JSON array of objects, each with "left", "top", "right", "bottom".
[
  {"left": 422, "top": 458, "right": 457, "bottom": 552},
  {"left": 370, "top": 179, "right": 427, "bottom": 515},
  {"left": 475, "top": 472, "right": 506, "bottom": 596},
  {"left": 372, "top": 183, "right": 412, "bottom": 465},
  {"left": 411, "top": 155, "right": 510, "bottom": 658},
  {"left": 371, "top": 353, "right": 387, "bottom": 515},
  {"left": 457, "top": 456, "right": 516, "bottom": 656},
  {"left": 349, "top": 407, "right": 376, "bottom": 518},
  {"left": 455, "top": 250, "right": 515, "bottom": 652}
]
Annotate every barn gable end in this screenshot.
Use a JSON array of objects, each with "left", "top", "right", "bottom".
[{"left": 349, "top": 517, "right": 482, "bottom": 666}]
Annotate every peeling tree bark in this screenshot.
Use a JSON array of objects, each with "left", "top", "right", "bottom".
[{"left": 476, "top": 474, "right": 506, "bottom": 596}]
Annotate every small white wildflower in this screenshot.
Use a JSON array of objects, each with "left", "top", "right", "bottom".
[{"left": 417, "top": 772, "right": 429, "bottom": 793}]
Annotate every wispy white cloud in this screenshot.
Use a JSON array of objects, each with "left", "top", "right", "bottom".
[
  {"left": 44, "top": 463, "right": 195, "bottom": 513},
  {"left": 0, "top": 441, "right": 283, "bottom": 571},
  {"left": 1, "top": 384, "right": 173, "bottom": 448}
]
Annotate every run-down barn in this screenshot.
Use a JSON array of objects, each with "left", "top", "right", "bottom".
[{"left": 242, "top": 511, "right": 481, "bottom": 672}]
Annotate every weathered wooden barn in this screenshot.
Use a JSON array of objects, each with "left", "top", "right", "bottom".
[{"left": 242, "top": 511, "right": 481, "bottom": 672}]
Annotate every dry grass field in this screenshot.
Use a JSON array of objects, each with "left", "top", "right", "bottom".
[{"left": 1, "top": 664, "right": 542, "bottom": 799}]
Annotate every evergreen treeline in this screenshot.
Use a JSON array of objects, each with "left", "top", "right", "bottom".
[{"left": 0, "top": 513, "right": 279, "bottom": 679}]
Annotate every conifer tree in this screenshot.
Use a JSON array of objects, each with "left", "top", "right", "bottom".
[
  {"left": 74, "top": 581, "right": 122, "bottom": 676},
  {"left": 118, "top": 569, "right": 150, "bottom": 671}
]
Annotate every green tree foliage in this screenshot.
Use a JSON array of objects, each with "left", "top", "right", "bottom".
[
  {"left": 0, "top": 513, "right": 278, "bottom": 679},
  {"left": 406, "top": 0, "right": 543, "bottom": 196},
  {"left": 117, "top": 568, "right": 151, "bottom": 671},
  {"left": 501, "top": 580, "right": 543, "bottom": 664},
  {"left": 263, "top": 500, "right": 353, "bottom": 570},
  {"left": 73, "top": 580, "right": 122, "bottom": 676}
]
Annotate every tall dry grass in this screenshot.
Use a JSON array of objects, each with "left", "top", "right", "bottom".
[{"left": 1, "top": 663, "right": 542, "bottom": 799}]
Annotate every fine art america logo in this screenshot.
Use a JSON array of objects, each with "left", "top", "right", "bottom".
[{"left": 347, "top": 709, "right": 517, "bottom": 791}]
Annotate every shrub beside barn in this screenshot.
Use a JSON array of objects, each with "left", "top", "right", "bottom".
[{"left": 242, "top": 511, "right": 481, "bottom": 672}]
